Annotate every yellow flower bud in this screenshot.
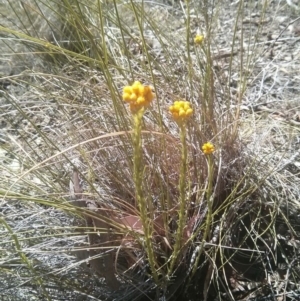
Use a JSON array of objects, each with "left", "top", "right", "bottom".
[
  {"left": 169, "top": 100, "right": 193, "bottom": 124},
  {"left": 122, "top": 81, "right": 155, "bottom": 113},
  {"left": 194, "top": 34, "right": 204, "bottom": 45},
  {"left": 202, "top": 142, "right": 215, "bottom": 155}
]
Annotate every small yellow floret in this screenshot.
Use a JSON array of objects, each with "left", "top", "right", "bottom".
[
  {"left": 122, "top": 81, "right": 155, "bottom": 113},
  {"left": 169, "top": 100, "right": 193, "bottom": 123},
  {"left": 194, "top": 34, "right": 204, "bottom": 45},
  {"left": 202, "top": 142, "right": 215, "bottom": 155}
]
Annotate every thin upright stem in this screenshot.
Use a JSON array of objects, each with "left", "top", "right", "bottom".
[
  {"left": 169, "top": 123, "right": 188, "bottom": 274},
  {"left": 132, "top": 110, "right": 158, "bottom": 283}
]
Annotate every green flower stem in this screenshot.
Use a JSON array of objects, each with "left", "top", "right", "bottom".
[
  {"left": 190, "top": 154, "right": 214, "bottom": 277},
  {"left": 186, "top": 0, "right": 193, "bottom": 84},
  {"left": 169, "top": 123, "right": 188, "bottom": 274},
  {"left": 206, "top": 154, "right": 214, "bottom": 216},
  {"left": 132, "top": 109, "right": 158, "bottom": 283}
]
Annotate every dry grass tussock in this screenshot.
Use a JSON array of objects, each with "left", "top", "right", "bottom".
[{"left": 1, "top": 0, "right": 300, "bottom": 300}]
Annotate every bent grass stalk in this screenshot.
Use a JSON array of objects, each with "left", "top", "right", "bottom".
[{"left": 0, "top": 217, "right": 51, "bottom": 301}]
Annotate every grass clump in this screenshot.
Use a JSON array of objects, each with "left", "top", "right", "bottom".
[{"left": 1, "top": 0, "right": 300, "bottom": 300}]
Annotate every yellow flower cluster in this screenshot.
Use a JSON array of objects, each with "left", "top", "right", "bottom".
[
  {"left": 194, "top": 34, "right": 204, "bottom": 45},
  {"left": 169, "top": 101, "right": 193, "bottom": 123},
  {"left": 202, "top": 142, "right": 215, "bottom": 155},
  {"left": 123, "top": 81, "right": 155, "bottom": 113}
]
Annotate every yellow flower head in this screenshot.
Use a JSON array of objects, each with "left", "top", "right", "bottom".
[
  {"left": 169, "top": 100, "right": 193, "bottom": 124},
  {"left": 123, "top": 81, "right": 155, "bottom": 113},
  {"left": 194, "top": 34, "right": 204, "bottom": 45},
  {"left": 202, "top": 142, "right": 215, "bottom": 155}
]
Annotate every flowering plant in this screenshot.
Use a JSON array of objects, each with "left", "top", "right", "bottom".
[
  {"left": 202, "top": 142, "right": 215, "bottom": 155},
  {"left": 194, "top": 34, "right": 204, "bottom": 45},
  {"left": 169, "top": 100, "right": 193, "bottom": 124},
  {"left": 123, "top": 81, "right": 154, "bottom": 113}
]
